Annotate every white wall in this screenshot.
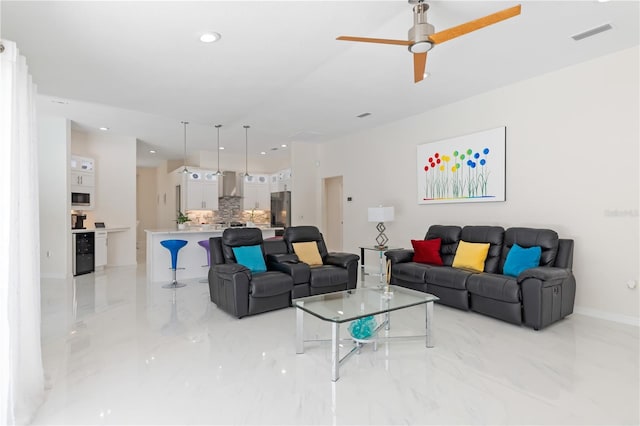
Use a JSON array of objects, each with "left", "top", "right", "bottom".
[
  {"left": 38, "top": 116, "right": 70, "bottom": 278},
  {"left": 310, "top": 47, "right": 639, "bottom": 323},
  {"left": 291, "top": 142, "right": 321, "bottom": 226},
  {"left": 197, "top": 150, "right": 290, "bottom": 174},
  {"left": 71, "top": 130, "right": 137, "bottom": 266},
  {"left": 136, "top": 167, "right": 157, "bottom": 257}
]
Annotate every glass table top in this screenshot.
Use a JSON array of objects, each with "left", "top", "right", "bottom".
[{"left": 293, "top": 285, "right": 438, "bottom": 323}]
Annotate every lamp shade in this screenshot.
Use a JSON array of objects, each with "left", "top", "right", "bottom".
[{"left": 368, "top": 206, "right": 394, "bottom": 222}]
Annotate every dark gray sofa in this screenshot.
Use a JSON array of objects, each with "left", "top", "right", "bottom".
[
  {"left": 267, "top": 226, "right": 360, "bottom": 298},
  {"left": 385, "top": 225, "right": 576, "bottom": 330}
]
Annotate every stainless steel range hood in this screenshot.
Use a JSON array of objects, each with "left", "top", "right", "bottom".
[{"left": 220, "top": 171, "right": 243, "bottom": 197}]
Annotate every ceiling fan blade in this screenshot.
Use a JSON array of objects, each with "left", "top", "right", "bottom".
[
  {"left": 428, "top": 4, "right": 521, "bottom": 45},
  {"left": 337, "top": 36, "right": 412, "bottom": 46},
  {"left": 413, "top": 52, "right": 427, "bottom": 83}
]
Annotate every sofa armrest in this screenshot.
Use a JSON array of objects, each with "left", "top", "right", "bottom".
[
  {"left": 385, "top": 249, "right": 414, "bottom": 264},
  {"left": 517, "top": 266, "right": 571, "bottom": 286},
  {"left": 214, "top": 263, "right": 252, "bottom": 280},
  {"left": 325, "top": 252, "right": 359, "bottom": 268},
  {"left": 519, "top": 266, "right": 576, "bottom": 330},
  {"left": 208, "top": 263, "right": 251, "bottom": 318},
  {"left": 268, "top": 260, "right": 310, "bottom": 285},
  {"left": 267, "top": 253, "right": 299, "bottom": 264}
]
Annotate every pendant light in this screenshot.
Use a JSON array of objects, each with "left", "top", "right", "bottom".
[
  {"left": 180, "top": 121, "right": 190, "bottom": 174},
  {"left": 214, "top": 124, "right": 222, "bottom": 176},
  {"left": 243, "top": 125, "right": 251, "bottom": 177}
]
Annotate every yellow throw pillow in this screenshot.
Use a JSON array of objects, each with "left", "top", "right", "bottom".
[
  {"left": 452, "top": 241, "right": 490, "bottom": 272},
  {"left": 292, "top": 241, "right": 323, "bottom": 266}
]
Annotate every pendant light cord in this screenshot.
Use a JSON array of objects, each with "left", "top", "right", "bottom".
[
  {"left": 243, "top": 125, "right": 250, "bottom": 177},
  {"left": 215, "top": 124, "right": 222, "bottom": 175},
  {"left": 181, "top": 121, "right": 189, "bottom": 173}
]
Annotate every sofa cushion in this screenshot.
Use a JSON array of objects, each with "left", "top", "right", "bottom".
[
  {"left": 503, "top": 244, "right": 541, "bottom": 277},
  {"left": 392, "top": 262, "right": 433, "bottom": 283},
  {"left": 411, "top": 238, "right": 443, "bottom": 265},
  {"left": 293, "top": 241, "right": 323, "bottom": 266},
  {"left": 425, "top": 225, "right": 462, "bottom": 266},
  {"left": 249, "top": 271, "right": 293, "bottom": 298},
  {"left": 466, "top": 273, "right": 520, "bottom": 303},
  {"left": 426, "top": 266, "right": 473, "bottom": 290},
  {"left": 452, "top": 241, "right": 490, "bottom": 272},
  {"left": 460, "top": 226, "right": 505, "bottom": 273},
  {"left": 232, "top": 245, "right": 267, "bottom": 273},
  {"left": 309, "top": 265, "right": 349, "bottom": 288}
]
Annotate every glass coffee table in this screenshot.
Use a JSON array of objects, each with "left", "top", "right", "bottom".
[{"left": 293, "top": 285, "right": 439, "bottom": 381}]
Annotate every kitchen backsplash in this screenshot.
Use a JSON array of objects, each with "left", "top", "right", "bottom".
[{"left": 186, "top": 196, "right": 270, "bottom": 225}]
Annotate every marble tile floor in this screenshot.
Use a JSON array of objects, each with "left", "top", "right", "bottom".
[{"left": 35, "top": 265, "right": 639, "bottom": 425}]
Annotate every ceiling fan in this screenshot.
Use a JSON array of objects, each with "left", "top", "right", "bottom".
[{"left": 337, "top": 1, "right": 521, "bottom": 83}]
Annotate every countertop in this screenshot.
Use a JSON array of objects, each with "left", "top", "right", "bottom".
[
  {"left": 145, "top": 226, "right": 283, "bottom": 235},
  {"left": 71, "top": 227, "right": 129, "bottom": 234}
]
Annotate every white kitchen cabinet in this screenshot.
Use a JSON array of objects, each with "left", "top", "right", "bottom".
[
  {"left": 184, "top": 170, "right": 219, "bottom": 211},
  {"left": 70, "top": 155, "right": 96, "bottom": 210},
  {"left": 71, "top": 155, "right": 94, "bottom": 172},
  {"left": 279, "top": 168, "right": 292, "bottom": 191},
  {"left": 243, "top": 174, "right": 270, "bottom": 211},
  {"left": 71, "top": 170, "right": 95, "bottom": 187},
  {"left": 94, "top": 230, "right": 107, "bottom": 270}
]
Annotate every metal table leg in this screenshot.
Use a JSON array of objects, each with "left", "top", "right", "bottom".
[
  {"left": 426, "top": 301, "right": 434, "bottom": 348},
  {"left": 331, "top": 322, "right": 340, "bottom": 381},
  {"left": 296, "top": 303, "right": 304, "bottom": 354}
]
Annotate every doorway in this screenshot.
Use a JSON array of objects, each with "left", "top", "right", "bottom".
[{"left": 323, "top": 176, "right": 343, "bottom": 251}]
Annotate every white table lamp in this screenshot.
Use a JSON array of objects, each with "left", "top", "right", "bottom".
[{"left": 368, "top": 206, "right": 394, "bottom": 248}]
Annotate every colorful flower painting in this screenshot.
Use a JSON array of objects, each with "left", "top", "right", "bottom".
[{"left": 417, "top": 127, "right": 506, "bottom": 204}]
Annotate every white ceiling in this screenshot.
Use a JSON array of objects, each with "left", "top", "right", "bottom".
[{"left": 2, "top": 1, "right": 638, "bottom": 167}]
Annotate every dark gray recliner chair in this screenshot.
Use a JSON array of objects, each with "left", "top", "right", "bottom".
[
  {"left": 208, "top": 228, "right": 293, "bottom": 318},
  {"left": 270, "top": 226, "right": 359, "bottom": 298}
]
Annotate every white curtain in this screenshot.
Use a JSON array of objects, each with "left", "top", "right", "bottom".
[{"left": 0, "top": 39, "right": 44, "bottom": 425}]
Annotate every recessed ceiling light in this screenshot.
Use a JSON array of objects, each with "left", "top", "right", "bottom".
[
  {"left": 149, "top": 150, "right": 156, "bottom": 154},
  {"left": 51, "top": 99, "right": 68, "bottom": 105},
  {"left": 99, "top": 127, "right": 109, "bottom": 131},
  {"left": 281, "top": 144, "right": 287, "bottom": 148},
  {"left": 219, "top": 146, "right": 224, "bottom": 150},
  {"left": 200, "top": 32, "right": 221, "bottom": 43},
  {"left": 260, "top": 151, "right": 266, "bottom": 155},
  {"left": 423, "top": 72, "right": 431, "bottom": 78}
]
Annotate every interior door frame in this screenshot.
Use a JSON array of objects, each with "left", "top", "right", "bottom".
[{"left": 322, "top": 176, "right": 343, "bottom": 252}]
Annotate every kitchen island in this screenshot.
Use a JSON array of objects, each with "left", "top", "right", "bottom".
[{"left": 145, "top": 227, "right": 282, "bottom": 283}]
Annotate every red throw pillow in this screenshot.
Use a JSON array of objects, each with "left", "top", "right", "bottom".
[{"left": 411, "top": 238, "right": 443, "bottom": 266}]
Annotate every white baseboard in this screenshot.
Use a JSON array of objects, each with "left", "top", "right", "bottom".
[{"left": 574, "top": 306, "right": 640, "bottom": 327}]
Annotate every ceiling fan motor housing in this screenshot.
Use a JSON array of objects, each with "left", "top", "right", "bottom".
[{"left": 408, "top": 3, "right": 434, "bottom": 53}]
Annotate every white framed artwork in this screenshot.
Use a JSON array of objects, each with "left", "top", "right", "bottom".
[{"left": 417, "top": 127, "right": 506, "bottom": 204}]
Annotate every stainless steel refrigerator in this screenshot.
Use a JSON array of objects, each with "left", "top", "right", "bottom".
[{"left": 270, "top": 191, "right": 291, "bottom": 228}]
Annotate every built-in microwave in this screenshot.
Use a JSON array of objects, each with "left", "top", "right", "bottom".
[{"left": 71, "top": 191, "right": 91, "bottom": 207}]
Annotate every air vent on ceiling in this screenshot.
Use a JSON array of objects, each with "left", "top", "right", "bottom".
[
  {"left": 571, "top": 23, "right": 613, "bottom": 41},
  {"left": 357, "top": 112, "right": 372, "bottom": 118}
]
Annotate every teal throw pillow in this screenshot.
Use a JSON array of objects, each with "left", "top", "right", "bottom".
[
  {"left": 232, "top": 245, "right": 267, "bottom": 273},
  {"left": 503, "top": 243, "right": 542, "bottom": 277}
]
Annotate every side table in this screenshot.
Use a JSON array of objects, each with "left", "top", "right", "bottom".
[{"left": 359, "top": 246, "right": 402, "bottom": 284}]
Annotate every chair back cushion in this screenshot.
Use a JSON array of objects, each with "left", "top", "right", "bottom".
[
  {"left": 501, "top": 228, "right": 559, "bottom": 271},
  {"left": 460, "top": 226, "right": 505, "bottom": 273},
  {"left": 283, "top": 226, "right": 328, "bottom": 259},
  {"left": 425, "top": 225, "right": 462, "bottom": 266},
  {"left": 221, "top": 228, "right": 265, "bottom": 263}
]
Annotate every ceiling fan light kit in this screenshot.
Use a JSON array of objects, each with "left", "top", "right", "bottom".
[{"left": 337, "top": 1, "right": 521, "bottom": 83}]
